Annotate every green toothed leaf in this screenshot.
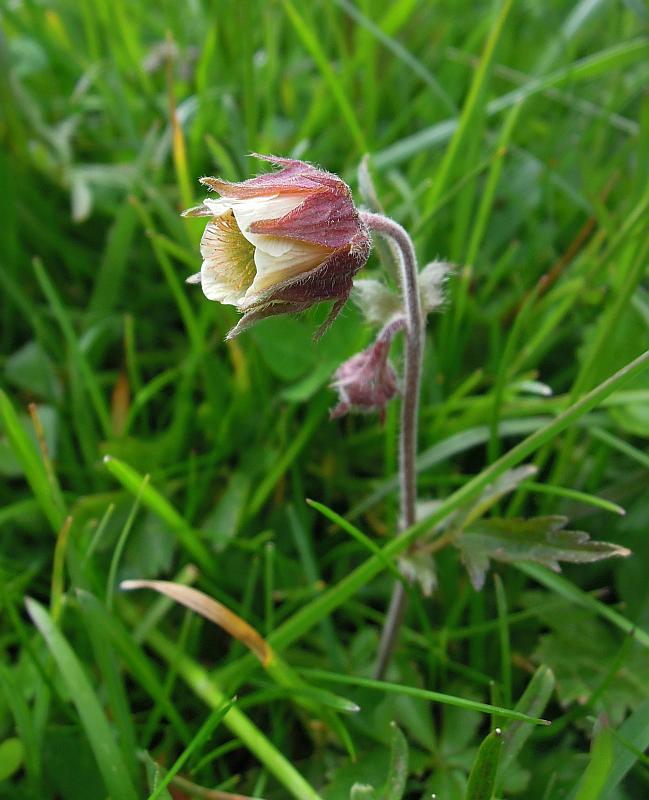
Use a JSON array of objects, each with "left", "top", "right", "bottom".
[{"left": 457, "top": 516, "right": 630, "bottom": 591}]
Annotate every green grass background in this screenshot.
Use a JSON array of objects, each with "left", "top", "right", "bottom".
[{"left": 2, "top": 0, "right": 649, "bottom": 798}]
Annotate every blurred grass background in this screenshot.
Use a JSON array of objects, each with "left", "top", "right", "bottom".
[{"left": 1, "top": 0, "right": 649, "bottom": 798}]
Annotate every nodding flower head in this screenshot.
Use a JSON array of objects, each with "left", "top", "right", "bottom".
[
  {"left": 183, "top": 154, "right": 371, "bottom": 339},
  {"left": 330, "top": 331, "right": 400, "bottom": 423}
]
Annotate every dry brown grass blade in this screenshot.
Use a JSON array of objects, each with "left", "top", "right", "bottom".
[
  {"left": 110, "top": 371, "right": 130, "bottom": 437},
  {"left": 121, "top": 580, "right": 271, "bottom": 665},
  {"left": 170, "top": 772, "right": 266, "bottom": 800}
]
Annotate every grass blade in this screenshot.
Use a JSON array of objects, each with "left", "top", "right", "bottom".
[
  {"left": 103, "top": 454, "right": 214, "bottom": 574},
  {"left": 375, "top": 39, "right": 649, "bottom": 169},
  {"left": 333, "top": 0, "right": 454, "bottom": 114},
  {"left": 0, "top": 663, "right": 41, "bottom": 789},
  {"left": 422, "top": 0, "right": 514, "bottom": 217},
  {"left": 0, "top": 390, "right": 65, "bottom": 535},
  {"left": 600, "top": 696, "right": 649, "bottom": 795},
  {"left": 573, "top": 726, "right": 614, "bottom": 800},
  {"left": 146, "top": 700, "right": 235, "bottom": 800},
  {"left": 26, "top": 598, "right": 140, "bottom": 800},
  {"left": 299, "top": 669, "right": 548, "bottom": 726},
  {"left": 498, "top": 666, "right": 555, "bottom": 791},
  {"left": 119, "top": 600, "right": 323, "bottom": 800},
  {"left": 494, "top": 574, "right": 511, "bottom": 708},
  {"left": 519, "top": 481, "right": 626, "bottom": 516},
  {"left": 307, "top": 498, "right": 405, "bottom": 583},
  {"left": 75, "top": 590, "right": 192, "bottom": 745},
  {"left": 281, "top": 1, "right": 367, "bottom": 153},
  {"left": 33, "top": 258, "right": 112, "bottom": 438},
  {"left": 381, "top": 722, "right": 408, "bottom": 800},
  {"left": 466, "top": 727, "right": 503, "bottom": 800}
]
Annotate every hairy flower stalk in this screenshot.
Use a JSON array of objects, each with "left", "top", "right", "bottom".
[{"left": 359, "top": 212, "right": 424, "bottom": 679}]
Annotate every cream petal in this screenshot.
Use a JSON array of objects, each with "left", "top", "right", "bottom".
[
  {"left": 201, "top": 267, "right": 247, "bottom": 305},
  {"left": 199, "top": 211, "right": 256, "bottom": 306},
  {"left": 245, "top": 239, "right": 332, "bottom": 297},
  {"left": 201, "top": 194, "right": 332, "bottom": 302},
  {"left": 218, "top": 194, "right": 307, "bottom": 256},
  {"left": 203, "top": 198, "right": 234, "bottom": 218}
]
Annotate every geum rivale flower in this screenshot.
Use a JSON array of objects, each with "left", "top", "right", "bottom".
[{"left": 183, "top": 155, "right": 371, "bottom": 338}]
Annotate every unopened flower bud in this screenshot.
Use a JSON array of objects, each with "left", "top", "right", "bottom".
[
  {"left": 183, "top": 155, "right": 371, "bottom": 339},
  {"left": 330, "top": 325, "right": 402, "bottom": 422}
]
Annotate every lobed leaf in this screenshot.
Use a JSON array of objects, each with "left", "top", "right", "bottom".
[
  {"left": 527, "top": 595, "right": 649, "bottom": 727},
  {"left": 457, "top": 516, "right": 630, "bottom": 591}
]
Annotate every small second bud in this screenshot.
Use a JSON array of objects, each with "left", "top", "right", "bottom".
[{"left": 330, "top": 320, "right": 403, "bottom": 422}]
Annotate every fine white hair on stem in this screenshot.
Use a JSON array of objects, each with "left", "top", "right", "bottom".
[{"left": 359, "top": 211, "right": 423, "bottom": 679}]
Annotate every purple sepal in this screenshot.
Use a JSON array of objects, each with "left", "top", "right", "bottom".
[
  {"left": 200, "top": 154, "right": 347, "bottom": 199},
  {"left": 249, "top": 190, "right": 367, "bottom": 250}
]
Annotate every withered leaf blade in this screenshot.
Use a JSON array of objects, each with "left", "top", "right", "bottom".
[{"left": 121, "top": 579, "right": 270, "bottom": 664}]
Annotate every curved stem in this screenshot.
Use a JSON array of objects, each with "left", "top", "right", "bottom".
[{"left": 359, "top": 211, "right": 423, "bottom": 678}]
